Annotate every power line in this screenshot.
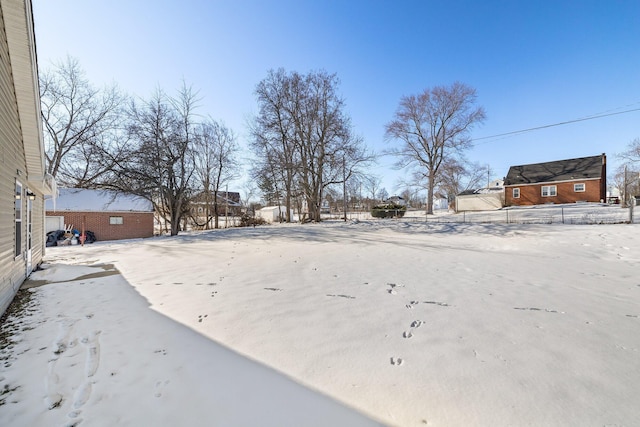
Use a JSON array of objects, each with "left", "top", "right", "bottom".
[{"left": 473, "top": 106, "right": 640, "bottom": 145}]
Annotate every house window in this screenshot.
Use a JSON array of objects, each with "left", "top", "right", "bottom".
[
  {"left": 109, "top": 216, "right": 124, "bottom": 225},
  {"left": 512, "top": 188, "right": 520, "bottom": 199},
  {"left": 15, "top": 181, "right": 22, "bottom": 257},
  {"left": 541, "top": 185, "right": 557, "bottom": 197},
  {"left": 574, "top": 183, "right": 585, "bottom": 192}
]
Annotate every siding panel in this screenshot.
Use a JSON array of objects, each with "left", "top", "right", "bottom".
[{"left": 0, "top": 8, "right": 29, "bottom": 314}]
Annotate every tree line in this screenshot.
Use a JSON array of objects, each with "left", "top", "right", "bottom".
[
  {"left": 42, "top": 56, "right": 536, "bottom": 234},
  {"left": 41, "top": 57, "right": 238, "bottom": 235}
]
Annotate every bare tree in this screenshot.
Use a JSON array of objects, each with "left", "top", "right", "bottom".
[
  {"left": 377, "top": 187, "right": 389, "bottom": 202},
  {"left": 385, "top": 82, "right": 485, "bottom": 214},
  {"left": 251, "top": 69, "right": 372, "bottom": 222},
  {"left": 110, "top": 85, "right": 197, "bottom": 236},
  {"left": 193, "top": 119, "right": 239, "bottom": 229},
  {"left": 40, "top": 56, "right": 125, "bottom": 186},
  {"left": 241, "top": 181, "right": 257, "bottom": 215},
  {"left": 363, "top": 175, "right": 382, "bottom": 202},
  {"left": 618, "top": 137, "right": 640, "bottom": 164},
  {"left": 250, "top": 69, "right": 299, "bottom": 221},
  {"left": 612, "top": 164, "right": 640, "bottom": 206},
  {"left": 616, "top": 138, "right": 640, "bottom": 206},
  {"left": 437, "top": 158, "right": 486, "bottom": 202}
]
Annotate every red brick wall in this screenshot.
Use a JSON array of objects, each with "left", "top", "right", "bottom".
[
  {"left": 45, "top": 211, "right": 154, "bottom": 241},
  {"left": 505, "top": 179, "right": 603, "bottom": 206}
]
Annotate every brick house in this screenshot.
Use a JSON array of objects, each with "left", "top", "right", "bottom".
[
  {"left": 504, "top": 154, "right": 606, "bottom": 206},
  {"left": 1, "top": 0, "right": 56, "bottom": 315},
  {"left": 46, "top": 189, "right": 154, "bottom": 241}
]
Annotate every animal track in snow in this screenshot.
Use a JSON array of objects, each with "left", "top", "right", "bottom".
[
  {"left": 424, "top": 301, "right": 450, "bottom": 307},
  {"left": 514, "top": 307, "right": 562, "bottom": 313},
  {"left": 264, "top": 287, "right": 282, "bottom": 292},
  {"left": 326, "top": 294, "right": 356, "bottom": 299},
  {"left": 403, "top": 320, "right": 424, "bottom": 339},
  {"left": 390, "top": 357, "right": 404, "bottom": 366},
  {"left": 387, "top": 282, "right": 404, "bottom": 295}
]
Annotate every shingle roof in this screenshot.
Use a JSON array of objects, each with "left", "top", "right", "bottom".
[{"left": 504, "top": 154, "right": 605, "bottom": 186}]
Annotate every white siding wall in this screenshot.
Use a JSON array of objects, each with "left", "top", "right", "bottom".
[
  {"left": 0, "top": 11, "right": 28, "bottom": 314},
  {"left": 455, "top": 193, "right": 504, "bottom": 212},
  {"left": 0, "top": 2, "right": 46, "bottom": 315}
]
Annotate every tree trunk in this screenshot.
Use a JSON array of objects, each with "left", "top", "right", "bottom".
[{"left": 426, "top": 172, "right": 435, "bottom": 215}]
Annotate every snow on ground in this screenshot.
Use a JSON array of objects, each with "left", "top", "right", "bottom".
[{"left": 1, "top": 218, "right": 639, "bottom": 426}]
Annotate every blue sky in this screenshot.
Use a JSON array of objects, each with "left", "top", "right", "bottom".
[{"left": 32, "top": 0, "right": 640, "bottom": 194}]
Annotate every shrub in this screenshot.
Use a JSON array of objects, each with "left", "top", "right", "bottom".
[
  {"left": 239, "top": 214, "right": 266, "bottom": 227},
  {"left": 371, "top": 203, "right": 406, "bottom": 218}
]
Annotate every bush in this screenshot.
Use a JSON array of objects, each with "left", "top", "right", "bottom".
[
  {"left": 371, "top": 203, "right": 406, "bottom": 218},
  {"left": 239, "top": 214, "right": 266, "bottom": 227}
]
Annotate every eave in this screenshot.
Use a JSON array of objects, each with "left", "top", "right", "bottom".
[{"left": 2, "top": 0, "right": 53, "bottom": 194}]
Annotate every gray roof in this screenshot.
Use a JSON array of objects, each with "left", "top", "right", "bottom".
[
  {"left": 504, "top": 154, "right": 605, "bottom": 186},
  {"left": 46, "top": 189, "right": 153, "bottom": 212}
]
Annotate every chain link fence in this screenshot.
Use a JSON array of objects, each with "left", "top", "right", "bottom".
[{"left": 406, "top": 203, "right": 637, "bottom": 225}]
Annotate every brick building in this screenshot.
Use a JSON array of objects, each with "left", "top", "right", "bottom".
[
  {"left": 504, "top": 154, "right": 606, "bottom": 206},
  {"left": 46, "top": 189, "right": 154, "bottom": 241}
]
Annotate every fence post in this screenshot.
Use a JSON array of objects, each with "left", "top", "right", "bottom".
[
  {"left": 562, "top": 208, "right": 564, "bottom": 224},
  {"left": 506, "top": 210, "right": 509, "bottom": 224}
]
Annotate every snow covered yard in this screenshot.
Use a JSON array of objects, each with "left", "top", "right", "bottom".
[{"left": 1, "top": 220, "right": 639, "bottom": 426}]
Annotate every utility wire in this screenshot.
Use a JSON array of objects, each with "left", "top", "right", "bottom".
[{"left": 473, "top": 106, "right": 640, "bottom": 145}]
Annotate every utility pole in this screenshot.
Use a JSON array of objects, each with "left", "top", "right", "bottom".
[
  {"left": 487, "top": 164, "right": 490, "bottom": 188},
  {"left": 225, "top": 183, "right": 229, "bottom": 228},
  {"left": 343, "top": 155, "right": 347, "bottom": 222},
  {"left": 624, "top": 164, "right": 628, "bottom": 207}
]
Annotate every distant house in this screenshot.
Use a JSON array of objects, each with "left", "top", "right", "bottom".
[
  {"left": 504, "top": 154, "right": 606, "bottom": 206},
  {"left": 1, "top": 0, "right": 56, "bottom": 315},
  {"left": 189, "top": 191, "right": 242, "bottom": 217},
  {"left": 45, "top": 189, "right": 154, "bottom": 241},
  {"left": 385, "top": 196, "right": 407, "bottom": 206},
  {"left": 433, "top": 193, "right": 449, "bottom": 210},
  {"left": 455, "top": 180, "right": 504, "bottom": 212}
]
